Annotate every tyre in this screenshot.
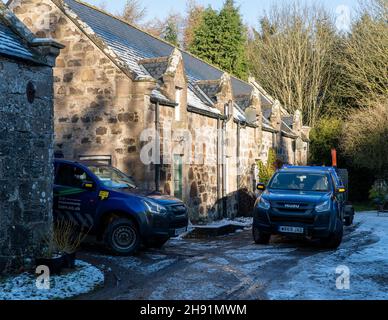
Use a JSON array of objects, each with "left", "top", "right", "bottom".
[
  {"left": 253, "top": 227, "right": 271, "bottom": 245},
  {"left": 104, "top": 218, "right": 141, "bottom": 255},
  {"left": 321, "top": 219, "right": 343, "bottom": 249}
]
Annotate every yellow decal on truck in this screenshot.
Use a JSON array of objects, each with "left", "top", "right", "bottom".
[{"left": 99, "top": 191, "right": 110, "bottom": 200}]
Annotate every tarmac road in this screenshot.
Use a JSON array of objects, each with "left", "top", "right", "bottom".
[{"left": 77, "top": 212, "right": 388, "bottom": 300}]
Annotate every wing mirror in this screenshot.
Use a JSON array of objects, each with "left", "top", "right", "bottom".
[
  {"left": 337, "top": 186, "right": 346, "bottom": 194},
  {"left": 257, "top": 183, "right": 266, "bottom": 191}
]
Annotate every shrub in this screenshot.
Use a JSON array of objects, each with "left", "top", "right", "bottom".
[
  {"left": 309, "top": 117, "right": 343, "bottom": 166},
  {"left": 257, "top": 148, "right": 277, "bottom": 184}
]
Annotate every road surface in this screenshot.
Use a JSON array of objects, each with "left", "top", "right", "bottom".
[{"left": 78, "top": 212, "right": 388, "bottom": 300}]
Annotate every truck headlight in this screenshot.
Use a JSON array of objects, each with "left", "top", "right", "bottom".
[
  {"left": 315, "top": 200, "right": 331, "bottom": 212},
  {"left": 257, "top": 197, "right": 271, "bottom": 210},
  {"left": 142, "top": 199, "right": 167, "bottom": 215}
]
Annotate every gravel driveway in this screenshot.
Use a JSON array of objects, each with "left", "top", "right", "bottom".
[{"left": 77, "top": 212, "right": 388, "bottom": 300}]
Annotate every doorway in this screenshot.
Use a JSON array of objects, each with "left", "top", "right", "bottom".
[{"left": 173, "top": 154, "right": 183, "bottom": 199}]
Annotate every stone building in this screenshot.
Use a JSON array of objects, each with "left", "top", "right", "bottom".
[
  {"left": 8, "top": 0, "right": 310, "bottom": 222},
  {"left": 0, "top": 2, "right": 62, "bottom": 272}
]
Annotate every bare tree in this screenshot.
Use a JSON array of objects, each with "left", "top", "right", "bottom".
[
  {"left": 183, "top": 0, "right": 205, "bottom": 49},
  {"left": 118, "top": 0, "right": 147, "bottom": 25},
  {"left": 248, "top": 3, "right": 338, "bottom": 127},
  {"left": 145, "top": 13, "right": 184, "bottom": 45},
  {"left": 334, "top": 0, "right": 388, "bottom": 107},
  {"left": 341, "top": 97, "right": 388, "bottom": 176},
  {"left": 96, "top": 1, "right": 108, "bottom": 11}
]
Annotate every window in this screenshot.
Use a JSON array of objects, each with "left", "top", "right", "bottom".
[
  {"left": 175, "top": 88, "right": 182, "bottom": 121},
  {"left": 88, "top": 165, "right": 136, "bottom": 189},
  {"left": 55, "top": 164, "right": 92, "bottom": 188}
]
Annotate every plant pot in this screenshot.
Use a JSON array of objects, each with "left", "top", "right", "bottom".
[
  {"left": 35, "top": 254, "right": 64, "bottom": 275},
  {"left": 63, "top": 252, "right": 76, "bottom": 269}
]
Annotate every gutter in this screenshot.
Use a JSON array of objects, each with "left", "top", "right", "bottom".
[
  {"left": 233, "top": 118, "right": 258, "bottom": 129},
  {"left": 262, "top": 125, "right": 278, "bottom": 133},
  {"left": 281, "top": 131, "right": 299, "bottom": 139},
  {"left": 187, "top": 104, "right": 225, "bottom": 120},
  {"left": 150, "top": 96, "right": 177, "bottom": 108}
]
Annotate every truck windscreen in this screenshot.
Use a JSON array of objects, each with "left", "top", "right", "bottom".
[{"left": 269, "top": 172, "right": 332, "bottom": 192}]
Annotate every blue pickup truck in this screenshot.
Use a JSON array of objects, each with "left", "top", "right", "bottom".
[
  {"left": 253, "top": 166, "right": 355, "bottom": 249},
  {"left": 53, "top": 159, "right": 188, "bottom": 255}
]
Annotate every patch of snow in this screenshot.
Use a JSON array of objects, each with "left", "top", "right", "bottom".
[
  {"left": 267, "top": 212, "right": 388, "bottom": 300},
  {"left": 0, "top": 260, "right": 104, "bottom": 300},
  {"left": 192, "top": 217, "right": 253, "bottom": 229}
]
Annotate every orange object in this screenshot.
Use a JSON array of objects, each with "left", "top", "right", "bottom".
[{"left": 331, "top": 149, "right": 337, "bottom": 167}]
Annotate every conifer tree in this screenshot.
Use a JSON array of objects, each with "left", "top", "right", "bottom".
[{"left": 189, "top": 0, "right": 248, "bottom": 79}]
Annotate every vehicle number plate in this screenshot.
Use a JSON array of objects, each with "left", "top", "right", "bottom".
[
  {"left": 279, "top": 226, "right": 304, "bottom": 234},
  {"left": 175, "top": 227, "right": 187, "bottom": 236}
]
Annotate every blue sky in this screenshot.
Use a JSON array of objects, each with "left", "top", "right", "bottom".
[
  {"left": 84, "top": 0, "right": 358, "bottom": 29},
  {"left": 0, "top": 0, "right": 358, "bottom": 30}
]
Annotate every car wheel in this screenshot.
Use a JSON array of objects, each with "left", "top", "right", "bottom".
[
  {"left": 321, "top": 219, "right": 343, "bottom": 249},
  {"left": 104, "top": 218, "right": 141, "bottom": 255},
  {"left": 253, "top": 227, "right": 271, "bottom": 245}
]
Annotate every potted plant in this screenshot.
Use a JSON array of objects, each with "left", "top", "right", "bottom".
[
  {"left": 53, "top": 219, "right": 91, "bottom": 269},
  {"left": 35, "top": 232, "right": 64, "bottom": 275}
]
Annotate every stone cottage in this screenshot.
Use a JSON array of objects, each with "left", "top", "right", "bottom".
[
  {"left": 8, "top": 0, "right": 310, "bottom": 222},
  {"left": 0, "top": 2, "right": 62, "bottom": 272}
]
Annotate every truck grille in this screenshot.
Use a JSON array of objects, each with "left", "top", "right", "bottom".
[
  {"left": 270, "top": 215, "right": 316, "bottom": 225},
  {"left": 271, "top": 201, "right": 313, "bottom": 215}
]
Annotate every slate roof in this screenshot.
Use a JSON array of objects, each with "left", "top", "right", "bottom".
[
  {"left": 282, "top": 116, "right": 294, "bottom": 127},
  {"left": 62, "top": 0, "right": 252, "bottom": 95},
  {"left": 50, "top": 0, "right": 299, "bottom": 134},
  {"left": 0, "top": 19, "right": 39, "bottom": 63},
  {"left": 281, "top": 121, "right": 298, "bottom": 138}
]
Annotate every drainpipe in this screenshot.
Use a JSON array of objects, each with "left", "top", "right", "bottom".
[
  {"left": 222, "top": 100, "right": 233, "bottom": 218},
  {"left": 155, "top": 101, "right": 160, "bottom": 192},
  {"left": 216, "top": 117, "right": 221, "bottom": 201},
  {"left": 222, "top": 117, "right": 227, "bottom": 218},
  {"left": 237, "top": 122, "right": 241, "bottom": 189}
]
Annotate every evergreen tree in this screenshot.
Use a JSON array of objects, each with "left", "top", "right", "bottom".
[{"left": 189, "top": 0, "right": 248, "bottom": 79}]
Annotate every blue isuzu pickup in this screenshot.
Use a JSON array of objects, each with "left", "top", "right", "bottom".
[
  {"left": 253, "top": 165, "right": 355, "bottom": 249},
  {"left": 53, "top": 159, "right": 189, "bottom": 255}
]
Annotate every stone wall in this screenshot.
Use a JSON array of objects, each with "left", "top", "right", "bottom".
[
  {"left": 9, "top": 0, "right": 308, "bottom": 224},
  {"left": 260, "top": 130, "right": 275, "bottom": 163},
  {"left": 279, "top": 136, "right": 296, "bottom": 164},
  {"left": 0, "top": 56, "right": 54, "bottom": 272},
  {"left": 9, "top": 0, "right": 156, "bottom": 186}
]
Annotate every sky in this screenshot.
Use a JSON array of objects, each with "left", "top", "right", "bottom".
[
  {"left": 84, "top": 0, "right": 358, "bottom": 30},
  {"left": 1, "top": 0, "right": 358, "bottom": 31}
]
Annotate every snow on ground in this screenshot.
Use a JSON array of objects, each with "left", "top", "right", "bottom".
[
  {"left": 192, "top": 217, "right": 253, "bottom": 229},
  {"left": 172, "top": 217, "right": 253, "bottom": 240},
  {"left": 0, "top": 260, "right": 104, "bottom": 300},
  {"left": 267, "top": 212, "right": 388, "bottom": 300}
]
